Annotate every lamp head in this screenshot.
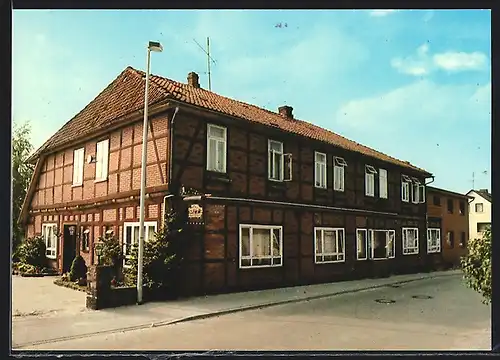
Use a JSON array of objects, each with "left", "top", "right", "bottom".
[{"left": 148, "top": 41, "right": 163, "bottom": 52}]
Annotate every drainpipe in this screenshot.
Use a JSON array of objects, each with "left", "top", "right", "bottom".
[{"left": 167, "top": 106, "right": 180, "bottom": 192}]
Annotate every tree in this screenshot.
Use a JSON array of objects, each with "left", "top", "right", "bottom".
[
  {"left": 461, "top": 226, "right": 491, "bottom": 304},
  {"left": 12, "top": 121, "right": 35, "bottom": 254}
]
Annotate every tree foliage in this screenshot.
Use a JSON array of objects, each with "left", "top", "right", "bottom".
[
  {"left": 98, "top": 233, "right": 124, "bottom": 267},
  {"left": 69, "top": 255, "right": 88, "bottom": 281},
  {"left": 12, "top": 121, "right": 35, "bottom": 252},
  {"left": 124, "top": 208, "right": 185, "bottom": 292},
  {"left": 461, "top": 226, "right": 491, "bottom": 304}
]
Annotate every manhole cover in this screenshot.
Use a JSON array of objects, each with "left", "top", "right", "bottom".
[
  {"left": 412, "top": 295, "right": 433, "bottom": 300},
  {"left": 375, "top": 299, "right": 396, "bottom": 304}
]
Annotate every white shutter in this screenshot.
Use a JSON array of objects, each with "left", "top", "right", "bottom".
[
  {"left": 102, "top": 140, "right": 109, "bottom": 179},
  {"left": 379, "top": 169, "right": 387, "bottom": 199},
  {"left": 95, "top": 142, "right": 102, "bottom": 180}
]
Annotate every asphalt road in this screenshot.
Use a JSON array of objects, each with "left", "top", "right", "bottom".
[{"left": 23, "top": 274, "right": 491, "bottom": 351}]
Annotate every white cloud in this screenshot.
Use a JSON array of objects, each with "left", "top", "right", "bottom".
[
  {"left": 433, "top": 51, "right": 488, "bottom": 72},
  {"left": 334, "top": 80, "right": 491, "bottom": 189},
  {"left": 391, "top": 43, "right": 489, "bottom": 76},
  {"left": 370, "top": 10, "right": 396, "bottom": 17}
]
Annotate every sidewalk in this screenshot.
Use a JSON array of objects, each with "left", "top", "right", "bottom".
[{"left": 13, "top": 269, "right": 462, "bottom": 349}]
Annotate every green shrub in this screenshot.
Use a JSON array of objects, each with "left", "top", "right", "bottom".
[
  {"left": 461, "top": 226, "right": 491, "bottom": 304},
  {"left": 69, "top": 255, "right": 87, "bottom": 282},
  {"left": 99, "top": 233, "right": 123, "bottom": 267},
  {"left": 18, "top": 236, "right": 47, "bottom": 269},
  {"left": 124, "top": 209, "right": 185, "bottom": 292}
]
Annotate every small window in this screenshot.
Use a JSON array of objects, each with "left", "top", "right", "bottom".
[
  {"left": 314, "top": 152, "right": 327, "bottom": 189},
  {"left": 475, "top": 203, "right": 484, "bottom": 213},
  {"left": 268, "top": 140, "right": 292, "bottom": 182},
  {"left": 81, "top": 228, "right": 90, "bottom": 252},
  {"left": 314, "top": 228, "right": 345, "bottom": 263},
  {"left": 240, "top": 225, "right": 283, "bottom": 268},
  {"left": 433, "top": 196, "right": 441, "bottom": 206},
  {"left": 411, "top": 178, "right": 422, "bottom": 204},
  {"left": 207, "top": 124, "right": 227, "bottom": 173},
  {"left": 446, "top": 231, "right": 454, "bottom": 248},
  {"left": 42, "top": 224, "right": 58, "bottom": 259},
  {"left": 333, "top": 157, "right": 347, "bottom": 192},
  {"left": 95, "top": 139, "right": 110, "bottom": 181},
  {"left": 401, "top": 175, "right": 411, "bottom": 202},
  {"left": 356, "top": 229, "right": 368, "bottom": 260},
  {"left": 477, "top": 222, "right": 491, "bottom": 234},
  {"left": 427, "top": 228, "right": 441, "bottom": 253},
  {"left": 459, "top": 201, "right": 465, "bottom": 215},
  {"left": 402, "top": 228, "right": 419, "bottom": 255},
  {"left": 123, "top": 221, "right": 158, "bottom": 267},
  {"left": 459, "top": 232, "right": 466, "bottom": 248},
  {"left": 72, "top": 148, "right": 85, "bottom": 186},
  {"left": 365, "top": 165, "right": 377, "bottom": 197},
  {"left": 379, "top": 168, "right": 388, "bottom": 199},
  {"left": 447, "top": 199, "right": 454, "bottom": 214}
]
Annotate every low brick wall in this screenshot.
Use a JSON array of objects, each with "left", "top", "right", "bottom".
[{"left": 86, "top": 265, "right": 175, "bottom": 310}]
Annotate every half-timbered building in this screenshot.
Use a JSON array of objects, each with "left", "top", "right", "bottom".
[{"left": 20, "top": 66, "right": 436, "bottom": 296}]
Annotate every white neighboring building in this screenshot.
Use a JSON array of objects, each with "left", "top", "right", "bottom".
[{"left": 466, "top": 189, "right": 492, "bottom": 240}]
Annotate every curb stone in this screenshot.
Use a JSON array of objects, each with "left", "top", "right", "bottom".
[{"left": 14, "top": 271, "right": 460, "bottom": 348}]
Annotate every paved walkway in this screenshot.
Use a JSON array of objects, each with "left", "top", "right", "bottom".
[{"left": 13, "top": 269, "right": 463, "bottom": 349}]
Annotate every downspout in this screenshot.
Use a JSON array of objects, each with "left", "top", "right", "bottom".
[{"left": 167, "top": 106, "right": 180, "bottom": 191}]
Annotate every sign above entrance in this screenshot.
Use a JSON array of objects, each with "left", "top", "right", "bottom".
[{"left": 187, "top": 204, "right": 203, "bottom": 225}]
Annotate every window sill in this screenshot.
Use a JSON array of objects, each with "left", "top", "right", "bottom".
[
  {"left": 46, "top": 256, "right": 57, "bottom": 260},
  {"left": 94, "top": 178, "right": 108, "bottom": 184},
  {"left": 357, "top": 257, "right": 368, "bottom": 261},
  {"left": 315, "top": 260, "right": 345, "bottom": 264},
  {"left": 402, "top": 252, "right": 419, "bottom": 256},
  {"left": 427, "top": 250, "right": 441, "bottom": 254},
  {"left": 205, "top": 171, "right": 232, "bottom": 183},
  {"left": 71, "top": 184, "right": 83, "bottom": 188},
  {"left": 239, "top": 264, "right": 283, "bottom": 269}
]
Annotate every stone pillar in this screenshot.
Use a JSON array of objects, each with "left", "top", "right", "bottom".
[{"left": 86, "top": 265, "right": 114, "bottom": 310}]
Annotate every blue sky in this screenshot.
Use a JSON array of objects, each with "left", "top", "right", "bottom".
[{"left": 12, "top": 9, "right": 491, "bottom": 194}]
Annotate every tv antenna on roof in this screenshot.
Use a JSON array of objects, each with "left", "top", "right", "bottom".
[
  {"left": 471, "top": 170, "right": 488, "bottom": 189},
  {"left": 192, "top": 37, "right": 217, "bottom": 91}
]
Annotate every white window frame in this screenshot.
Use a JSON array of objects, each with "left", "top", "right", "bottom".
[
  {"left": 369, "top": 229, "right": 396, "bottom": 260},
  {"left": 402, "top": 227, "right": 419, "bottom": 255},
  {"left": 72, "top": 147, "right": 85, "bottom": 186},
  {"left": 268, "top": 140, "right": 292, "bottom": 182},
  {"left": 81, "top": 228, "right": 90, "bottom": 252},
  {"left": 239, "top": 224, "right": 283, "bottom": 269},
  {"left": 365, "top": 165, "right": 377, "bottom": 197},
  {"left": 314, "top": 227, "right": 345, "bottom": 264},
  {"left": 475, "top": 203, "right": 484, "bottom": 213},
  {"left": 401, "top": 175, "right": 411, "bottom": 202},
  {"left": 42, "top": 223, "right": 58, "bottom": 259},
  {"left": 356, "top": 229, "right": 368, "bottom": 260},
  {"left": 333, "top": 157, "right": 347, "bottom": 192},
  {"left": 411, "top": 177, "right": 420, "bottom": 204},
  {"left": 427, "top": 228, "right": 441, "bottom": 253},
  {"left": 379, "top": 168, "right": 388, "bottom": 199},
  {"left": 122, "top": 221, "right": 158, "bottom": 268},
  {"left": 314, "top": 152, "right": 327, "bottom": 189},
  {"left": 206, "top": 124, "right": 227, "bottom": 173},
  {"left": 95, "top": 139, "right": 110, "bottom": 181}
]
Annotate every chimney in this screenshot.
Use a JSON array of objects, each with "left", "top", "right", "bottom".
[
  {"left": 479, "top": 188, "right": 489, "bottom": 193},
  {"left": 278, "top": 105, "right": 293, "bottom": 119},
  {"left": 187, "top": 72, "right": 200, "bottom": 88}
]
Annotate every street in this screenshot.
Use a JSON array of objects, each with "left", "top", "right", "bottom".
[{"left": 17, "top": 274, "right": 490, "bottom": 351}]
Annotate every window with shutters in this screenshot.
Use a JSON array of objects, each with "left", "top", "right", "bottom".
[
  {"left": 314, "top": 152, "right": 327, "bottom": 189},
  {"left": 206, "top": 124, "right": 227, "bottom": 173},
  {"left": 95, "top": 139, "right": 109, "bottom": 181},
  {"left": 333, "top": 157, "right": 347, "bottom": 192},
  {"left": 379, "top": 168, "right": 388, "bottom": 199},
  {"left": 72, "top": 148, "right": 84, "bottom": 186}
]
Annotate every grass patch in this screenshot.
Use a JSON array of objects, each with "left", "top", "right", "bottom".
[{"left": 53, "top": 278, "right": 87, "bottom": 292}]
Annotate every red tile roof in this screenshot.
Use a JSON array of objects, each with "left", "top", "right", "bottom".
[{"left": 29, "top": 66, "right": 431, "bottom": 175}]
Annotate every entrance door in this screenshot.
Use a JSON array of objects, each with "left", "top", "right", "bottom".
[{"left": 62, "top": 225, "right": 77, "bottom": 273}]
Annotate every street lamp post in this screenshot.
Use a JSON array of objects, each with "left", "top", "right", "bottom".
[{"left": 137, "top": 40, "right": 163, "bottom": 305}]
